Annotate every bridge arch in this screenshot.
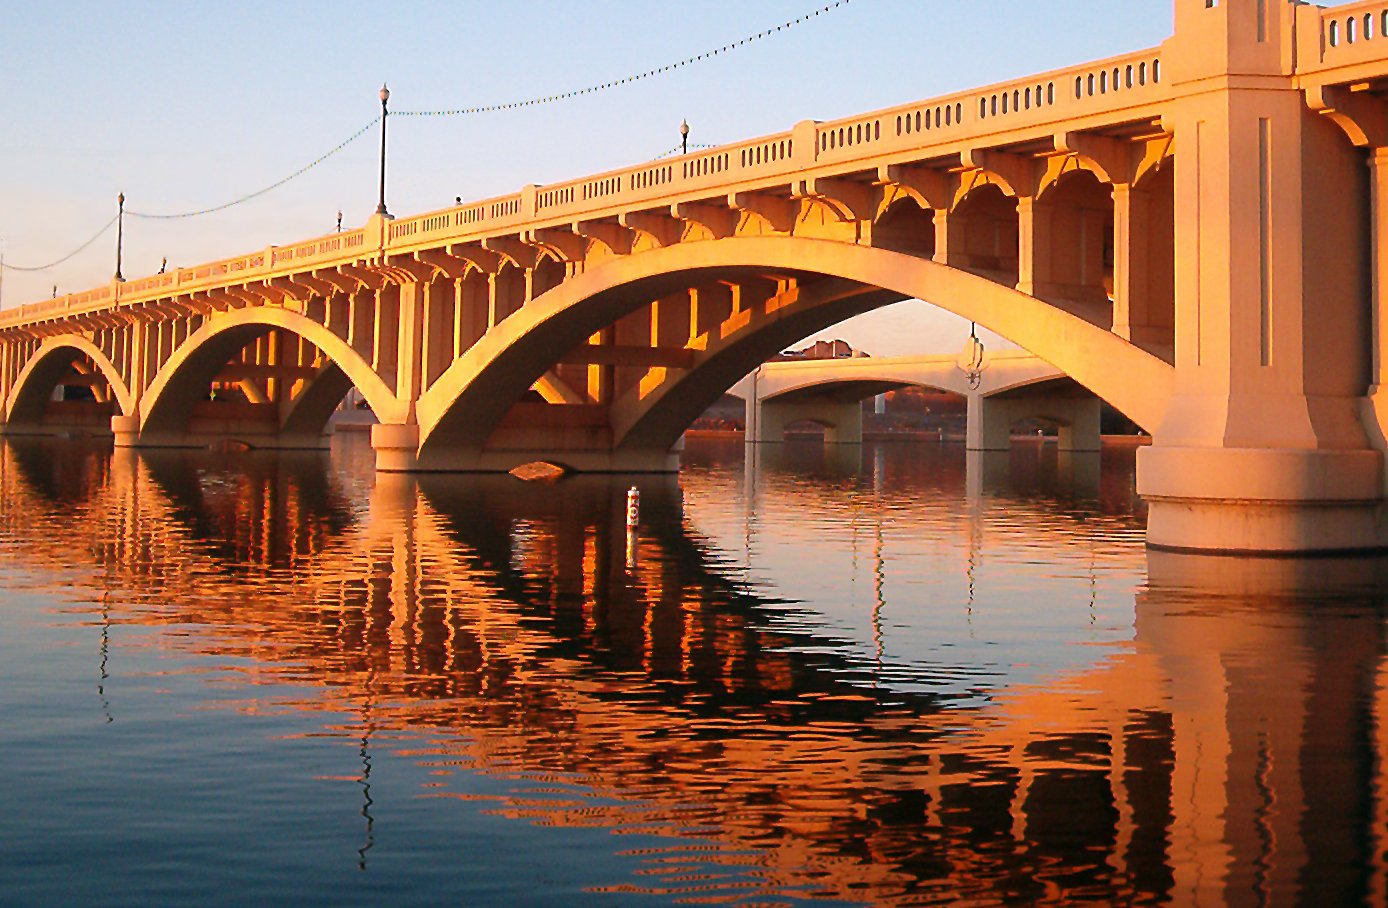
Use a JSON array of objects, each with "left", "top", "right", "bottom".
[
  {"left": 138, "top": 307, "right": 403, "bottom": 445},
  {"left": 414, "top": 236, "right": 1172, "bottom": 468},
  {"left": 5, "top": 335, "right": 135, "bottom": 427},
  {"left": 754, "top": 356, "right": 1066, "bottom": 404}
]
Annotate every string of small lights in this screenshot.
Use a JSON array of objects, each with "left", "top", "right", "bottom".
[
  {"left": 652, "top": 142, "right": 720, "bottom": 160},
  {"left": 0, "top": 0, "right": 856, "bottom": 282},
  {"left": 0, "top": 215, "right": 119, "bottom": 272},
  {"left": 126, "top": 117, "right": 381, "bottom": 220},
  {"left": 394, "top": 0, "right": 852, "bottom": 117}
]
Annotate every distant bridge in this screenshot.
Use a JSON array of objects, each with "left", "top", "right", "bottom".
[
  {"left": 3, "top": 0, "right": 1388, "bottom": 552},
  {"left": 730, "top": 350, "right": 1103, "bottom": 451}
]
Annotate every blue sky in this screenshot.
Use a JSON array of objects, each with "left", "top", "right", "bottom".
[{"left": 0, "top": 0, "right": 1176, "bottom": 354}]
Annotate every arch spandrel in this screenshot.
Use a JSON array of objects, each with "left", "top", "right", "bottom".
[
  {"left": 415, "top": 236, "right": 1174, "bottom": 462},
  {"left": 138, "top": 306, "right": 405, "bottom": 437},
  {"left": 5, "top": 335, "right": 135, "bottom": 422}
]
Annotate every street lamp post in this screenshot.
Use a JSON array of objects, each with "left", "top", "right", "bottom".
[
  {"left": 114, "top": 192, "right": 126, "bottom": 282},
  {"left": 680, "top": 118, "right": 690, "bottom": 155},
  {"left": 376, "top": 84, "right": 390, "bottom": 218}
]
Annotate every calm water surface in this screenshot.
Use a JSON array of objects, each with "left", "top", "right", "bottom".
[{"left": 2, "top": 435, "right": 1386, "bottom": 905}]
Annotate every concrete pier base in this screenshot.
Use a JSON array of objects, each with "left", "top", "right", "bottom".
[
  {"left": 112, "top": 414, "right": 331, "bottom": 451},
  {"left": 1138, "top": 446, "right": 1385, "bottom": 554},
  {"left": 372, "top": 423, "right": 420, "bottom": 473}
]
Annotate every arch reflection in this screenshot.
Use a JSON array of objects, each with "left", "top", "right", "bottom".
[{"left": 0, "top": 438, "right": 1385, "bottom": 905}]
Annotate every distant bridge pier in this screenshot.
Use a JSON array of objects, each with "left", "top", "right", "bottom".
[
  {"left": 966, "top": 394, "right": 1101, "bottom": 453},
  {"left": 746, "top": 394, "right": 863, "bottom": 444},
  {"left": 965, "top": 450, "right": 1011, "bottom": 501}
]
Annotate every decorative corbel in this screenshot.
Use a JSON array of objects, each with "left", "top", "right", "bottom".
[
  {"left": 482, "top": 235, "right": 540, "bottom": 270},
  {"left": 671, "top": 201, "right": 737, "bottom": 239},
  {"left": 729, "top": 191, "right": 798, "bottom": 232},
  {"left": 572, "top": 220, "right": 634, "bottom": 256},
  {"left": 794, "top": 177, "right": 876, "bottom": 222},
  {"left": 619, "top": 210, "right": 684, "bottom": 247}
]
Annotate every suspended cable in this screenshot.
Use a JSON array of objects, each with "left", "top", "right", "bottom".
[
  {"left": 126, "top": 116, "right": 381, "bottom": 220},
  {"left": 652, "top": 142, "right": 719, "bottom": 160},
  {"left": 0, "top": 0, "right": 855, "bottom": 282},
  {"left": 0, "top": 214, "right": 119, "bottom": 272},
  {"left": 395, "top": 0, "right": 855, "bottom": 117}
]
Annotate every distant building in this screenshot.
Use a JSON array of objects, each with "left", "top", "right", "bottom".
[{"left": 773, "top": 339, "right": 868, "bottom": 361}]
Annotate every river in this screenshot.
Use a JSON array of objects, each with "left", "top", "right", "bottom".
[{"left": 1, "top": 434, "right": 1384, "bottom": 905}]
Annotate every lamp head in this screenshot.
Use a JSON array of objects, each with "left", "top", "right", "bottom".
[{"left": 380, "top": 84, "right": 390, "bottom": 104}]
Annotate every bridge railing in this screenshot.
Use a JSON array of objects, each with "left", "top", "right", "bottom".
[
  {"left": 1318, "top": 1, "right": 1388, "bottom": 68},
  {"left": 0, "top": 43, "right": 1168, "bottom": 330},
  {"left": 382, "top": 47, "right": 1165, "bottom": 253},
  {"left": 815, "top": 47, "right": 1164, "bottom": 170}
]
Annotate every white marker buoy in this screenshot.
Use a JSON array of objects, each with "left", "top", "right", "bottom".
[{"left": 625, "top": 486, "right": 640, "bottom": 570}]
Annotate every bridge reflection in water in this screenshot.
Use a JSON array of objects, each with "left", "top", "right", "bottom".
[{"left": 1, "top": 436, "right": 1386, "bottom": 905}]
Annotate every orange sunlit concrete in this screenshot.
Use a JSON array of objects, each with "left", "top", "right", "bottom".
[{"left": 2, "top": 1, "right": 1387, "bottom": 552}]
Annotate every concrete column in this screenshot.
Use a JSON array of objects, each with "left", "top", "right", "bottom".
[
  {"left": 823, "top": 403, "right": 862, "bottom": 445},
  {"left": 421, "top": 278, "right": 453, "bottom": 390},
  {"left": 1054, "top": 397, "right": 1102, "bottom": 452},
  {"left": 1138, "top": 5, "right": 1383, "bottom": 552},
  {"left": 742, "top": 369, "right": 761, "bottom": 442},
  {"left": 1015, "top": 195, "right": 1054, "bottom": 300},
  {"left": 1362, "top": 149, "right": 1388, "bottom": 481},
  {"left": 932, "top": 208, "right": 967, "bottom": 269},
  {"left": 966, "top": 392, "right": 1010, "bottom": 451},
  {"left": 587, "top": 326, "right": 615, "bottom": 404},
  {"left": 0, "top": 342, "right": 11, "bottom": 430},
  {"left": 1112, "top": 183, "right": 1145, "bottom": 342},
  {"left": 394, "top": 280, "right": 425, "bottom": 409}
]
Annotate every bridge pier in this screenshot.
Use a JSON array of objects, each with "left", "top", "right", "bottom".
[
  {"left": 372, "top": 423, "right": 420, "bottom": 472},
  {"left": 746, "top": 395, "right": 863, "bottom": 444},
  {"left": 966, "top": 393, "right": 1101, "bottom": 453},
  {"left": 111, "top": 415, "right": 140, "bottom": 448},
  {"left": 1137, "top": 0, "right": 1386, "bottom": 554}
]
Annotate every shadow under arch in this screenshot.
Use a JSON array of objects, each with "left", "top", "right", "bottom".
[
  {"left": 414, "top": 237, "right": 1173, "bottom": 468},
  {"left": 5, "top": 335, "right": 135, "bottom": 430},
  {"left": 138, "top": 307, "right": 403, "bottom": 445}
]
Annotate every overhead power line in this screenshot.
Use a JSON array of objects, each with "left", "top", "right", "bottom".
[{"left": 395, "top": 0, "right": 854, "bottom": 117}]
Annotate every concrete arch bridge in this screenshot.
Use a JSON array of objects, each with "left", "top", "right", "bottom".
[
  {"left": 731, "top": 350, "right": 1105, "bottom": 451},
  {"left": 3, "top": 0, "right": 1388, "bottom": 553}
]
